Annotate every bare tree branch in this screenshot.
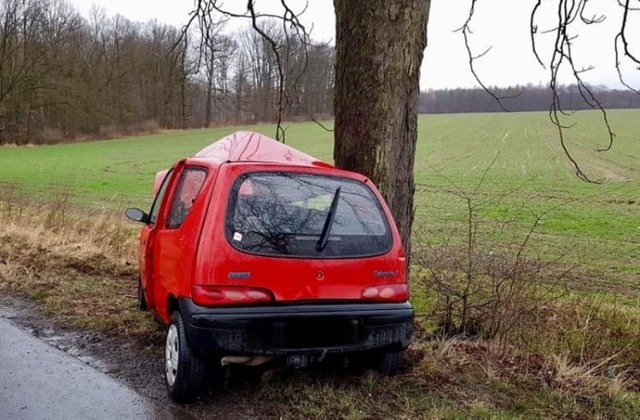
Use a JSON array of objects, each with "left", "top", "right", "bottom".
[
  {"left": 579, "top": 0, "right": 606, "bottom": 24},
  {"left": 457, "top": 0, "right": 522, "bottom": 112},
  {"left": 526, "top": 0, "right": 640, "bottom": 182},
  {"left": 617, "top": 0, "right": 640, "bottom": 11},
  {"left": 245, "top": 1, "right": 286, "bottom": 141},
  {"left": 615, "top": 34, "right": 640, "bottom": 94},
  {"left": 614, "top": 0, "right": 640, "bottom": 94},
  {"left": 183, "top": 0, "right": 327, "bottom": 143},
  {"left": 547, "top": 0, "right": 605, "bottom": 182},
  {"left": 530, "top": 0, "right": 546, "bottom": 68}
]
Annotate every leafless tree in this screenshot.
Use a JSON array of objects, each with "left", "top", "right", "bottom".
[
  {"left": 186, "top": 0, "right": 429, "bottom": 262},
  {"left": 187, "top": 0, "right": 639, "bottom": 262}
]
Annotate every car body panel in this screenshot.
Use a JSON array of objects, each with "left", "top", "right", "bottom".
[{"left": 131, "top": 131, "right": 412, "bottom": 355}]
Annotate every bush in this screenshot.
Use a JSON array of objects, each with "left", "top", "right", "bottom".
[{"left": 411, "top": 167, "right": 569, "bottom": 351}]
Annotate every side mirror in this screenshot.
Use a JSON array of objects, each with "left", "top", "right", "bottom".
[{"left": 126, "top": 208, "right": 150, "bottom": 224}]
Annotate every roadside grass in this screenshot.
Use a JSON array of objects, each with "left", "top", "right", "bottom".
[
  {"left": 1, "top": 208, "right": 639, "bottom": 417},
  {"left": 0, "top": 205, "right": 160, "bottom": 346},
  {"left": 1, "top": 190, "right": 639, "bottom": 417},
  {"left": 1, "top": 110, "right": 639, "bottom": 416},
  {"left": 1, "top": 110, "right": 637, "bottom": 283}
]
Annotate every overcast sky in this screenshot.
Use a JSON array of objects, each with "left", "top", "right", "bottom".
[{"left": 68, "top": 0, "right": 640, "bottom": 91}]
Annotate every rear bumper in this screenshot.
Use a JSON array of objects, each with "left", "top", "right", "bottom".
[{"left": 178, "top": 298, "right": 413, "bottom": 357}]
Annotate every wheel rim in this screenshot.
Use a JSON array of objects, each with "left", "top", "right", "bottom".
[{"left": 165, "top": 324, "right": 179, "bottom": 386}]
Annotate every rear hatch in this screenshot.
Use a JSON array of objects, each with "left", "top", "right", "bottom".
[{"left": 199, "top": 171, "right": 406, "bottom": 303}]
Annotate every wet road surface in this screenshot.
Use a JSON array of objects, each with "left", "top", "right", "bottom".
[{"left": 0, "top": 315, "right": 174, "bottom": 420}]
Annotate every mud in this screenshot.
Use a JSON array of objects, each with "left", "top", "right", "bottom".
[
  {"left": 0, "top": 231, "right": 296, "bottom": 418},
  {"left": 0, "top": 294, "right": 284, "bottom": 419}
]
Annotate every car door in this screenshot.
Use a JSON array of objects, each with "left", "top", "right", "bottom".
[{"left": 140, "top": 167, "right": 176, "bottom": 311}]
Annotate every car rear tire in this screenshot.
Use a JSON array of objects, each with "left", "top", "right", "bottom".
[
  {"left": 165, "top": 311, "right": 206, "bottom": 403},
  {"left": 376, "top": 349, "right": 402, "bottom": 376},
  {"left": 137, "top": 279, "right": 147, "bottom": 311}
]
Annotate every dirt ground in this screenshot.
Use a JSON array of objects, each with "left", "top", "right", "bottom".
[
  {"left": 0, "top": 293, "right": 295, "bottom": 419},
  {"left": 2, "top": 222, "right": 639, "bottom": 418},
  {"left": 0, "top": 227, "right": 389, "bottom": 419}
]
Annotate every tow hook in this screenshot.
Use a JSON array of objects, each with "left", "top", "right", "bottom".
[
  {"left": 286, "top": 350, "right": 328, "bottom": 369},
  {"left": 286, "top": 355, "right": 308, "bottom": 369}
]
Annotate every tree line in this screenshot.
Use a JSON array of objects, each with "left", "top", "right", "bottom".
[
  {"left": 0, "top": 0, "right": 333, "bottom": 145},
  {"left": 419, "top": 85, "right": 640, "bottom": 114},
  {"left": 1, "top": 0, "right": 638, "bottom": 145}
]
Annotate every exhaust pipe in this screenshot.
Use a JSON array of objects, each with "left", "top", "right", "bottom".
[{"left": 220, "top": 355, "right": 274, "bottom": 367}]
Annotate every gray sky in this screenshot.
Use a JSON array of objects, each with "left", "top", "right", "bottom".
[{"left": 68, "top": 0, "right": 640, "bottom": 91}]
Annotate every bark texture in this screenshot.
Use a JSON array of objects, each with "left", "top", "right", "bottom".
[{"left": 333, "top": 0, "right": 430, "bottom": 260}]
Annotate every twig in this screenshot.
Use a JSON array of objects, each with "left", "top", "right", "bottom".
[{"left": 457, "top": 0, "right": 522, "bottom": 111}]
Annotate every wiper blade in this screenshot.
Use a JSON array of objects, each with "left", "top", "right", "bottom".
[{"left": 316, "top": 187, "right": 341, "bottom": 252}]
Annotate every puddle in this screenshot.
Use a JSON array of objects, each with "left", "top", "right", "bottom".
[
  {"left": 38, "top": 329, "right": 110, "bottom": 372},
  {"left": 0, "top": 299, "right": 109, "bottom": 372}
]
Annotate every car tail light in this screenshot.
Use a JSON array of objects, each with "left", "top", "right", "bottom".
[
  {"left": 361, "top": 284, "right": 408, "bottom": 302},
  {"left": 192, "top": 285, "right": 274, "bottom": 306}
]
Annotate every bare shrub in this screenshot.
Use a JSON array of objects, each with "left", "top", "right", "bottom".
[
  {"left": 413, "top": 223, "right": 567, "bottom": 352},
  {"left": 44, "top": 187, "right": 73, "bottom": 230},
  {"left": 412, "top": 164, "right": 570, "bottom": 351},
  {"left": 0, "top": 182, "right": 26, "bottom": 220},
  {"left": 39, "top": 127, "right": 64, "bottom": 144},
  {"left": 138, "top": 119, "right": 161, "bottom": 134},
  {"left": 98, "top": 125, "right": 119, "bottom": 140}
]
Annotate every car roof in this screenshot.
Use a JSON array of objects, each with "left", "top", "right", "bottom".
[
  {"left": 153, "top": 131, "right": 346, "bottom": 195},
  {"left": 191, "top": 131, "right": 334, "bottom": 169}
]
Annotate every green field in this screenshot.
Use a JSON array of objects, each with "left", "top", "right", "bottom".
[
  {"left": 2, "top": 110, "right": 640, "bottom": 417},
  {"left": 1, "top": 110, "right": 638, "bottom": 283}
]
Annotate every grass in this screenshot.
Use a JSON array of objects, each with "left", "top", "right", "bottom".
[
  {"left": 1, "top": 110, "right": 640, "bottom": 417},
  {"left": 0, "top": 111, "right": 637, "bottom": 279},
  {"left": 0, "top": 122, "right": 335, "bottom": 209},
  {"left": 413, "top": 111, "right": 640, "bottom": 281}
]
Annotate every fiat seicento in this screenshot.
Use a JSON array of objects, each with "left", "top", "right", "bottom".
[{"left": 126, "top": 131, "right": 413, "bottom": 402}]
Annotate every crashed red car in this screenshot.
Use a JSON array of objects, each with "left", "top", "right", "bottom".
[{"left": 126, "top": 131, "right": 413, "bottom": 402}]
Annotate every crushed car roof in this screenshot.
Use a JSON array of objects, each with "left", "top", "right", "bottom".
[{"left": 193, "top": 131, "right": 333, "bottom": 168}]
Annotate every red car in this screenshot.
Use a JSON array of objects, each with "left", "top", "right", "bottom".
[{"left": 126, "top": 131, "right": 413, "bottom": 402}]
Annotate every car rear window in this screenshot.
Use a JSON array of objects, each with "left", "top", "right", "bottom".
[{"left": 226, "top": 172, "right": 393, "bottom": 258}]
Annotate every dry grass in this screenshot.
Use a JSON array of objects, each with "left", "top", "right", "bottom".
[
  {"left": 1, "top": 196, "right": 639, "bottom": 417},
  {"left": 0, "top": 199, "right": 156, "bottom": 341},
  {"left": 547, "top": 351, "right": 634, "bottom": 401},
  {"left": 1, "top": 192, "right": 138, "bottom": 262}
]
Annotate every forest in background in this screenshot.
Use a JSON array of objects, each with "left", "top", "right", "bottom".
[
  {"left": 419, "top": 85, "right": 640, "bottom": 114},
  {"left": 0, "top": 0, "right": 334, "bottom": 144},
  {"left": 1, "top": 0, "right": 639, "bottom": 145}
]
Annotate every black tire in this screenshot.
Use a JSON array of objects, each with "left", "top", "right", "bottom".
[
  {"left": 165, "top": 311, "right": 206, "bottom": 403},
  {"left": 137, "top": 279, "right": 147, "bottom": 311},
  {"left": 376, "top": 349, "right": 402, "bottom": 376}
]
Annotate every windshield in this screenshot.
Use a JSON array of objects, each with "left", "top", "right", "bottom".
[{"left": 226, "top": 172, "right": 392, "bottom": 258}]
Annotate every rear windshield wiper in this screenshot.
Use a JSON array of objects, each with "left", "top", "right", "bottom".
[{"left": 316, "top": 187, "right": 341, "bottom": 252}]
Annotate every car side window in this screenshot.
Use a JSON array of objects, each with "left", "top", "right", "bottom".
[
  {"left": 148, "top": 169, "right": 173, "bottom": 225},
  {"left": 167, "top": 167, "right": 207, "bottom": 229}
]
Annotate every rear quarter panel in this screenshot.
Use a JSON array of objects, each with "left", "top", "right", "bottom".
[{"left": 152, "top": 163, "right": 217, "bottom": 321}]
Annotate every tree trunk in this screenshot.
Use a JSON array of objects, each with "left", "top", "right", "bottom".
[
  {"left": 205, "top": 68, "right": 213, "bottom": 128},
  {"left": 333, "top": 0, "right": 430, "bottom": 265},
  {"left": 204, "top": 44, "right": 214, "bottom": 128}
]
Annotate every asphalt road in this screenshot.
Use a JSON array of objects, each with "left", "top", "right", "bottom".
[{"left": 0, "top": 315, "right": 175, "bottom": 420}]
